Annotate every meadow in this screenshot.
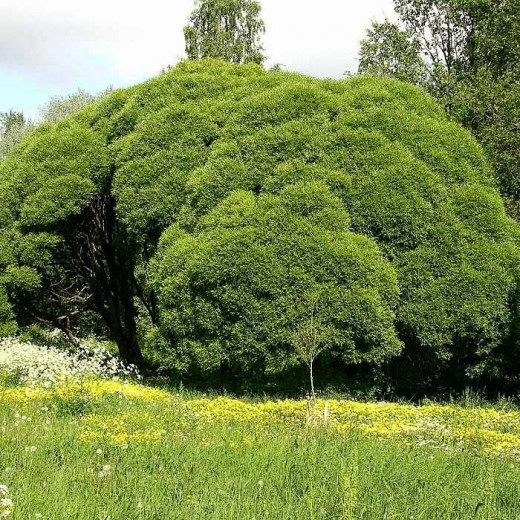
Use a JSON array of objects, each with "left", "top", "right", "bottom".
[
  {"left": 1, "top": 0, "right": 520, "bottom": 517},
  {"left": 2, "top": 380, "right": 520, "bottom": 519}
]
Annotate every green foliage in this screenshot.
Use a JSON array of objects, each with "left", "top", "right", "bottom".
[
  {"left": 360, "top": 0, "right": 520, "bottom": 222},
  {"left": 38, "top": 88, "right": 113, "bottom": 125},
  {"left": 452, "top": 65, "right": 520, "bottom": 207},
  {"left": 0, "top": 286, "right": 17, "bottom": 337},
  {"left": 393, "top": 0, "right": 471, "bottom": 73},
  {"left": 184, "top": 0, "right": 265, "bottom": 64},
  {"left": 0, "top": 88, "right": 111, "bottom": 163},
  {"left": 152, "top": 185, "right": 402, "bottom": 375},
  {"left": 0, "top": 60, "right": 517, "bottom": 389},
  {"left": 0, "top": 111, "right": 34, "bottom": 162},
  {"left": 0, "top": 110, "right": 25, "bottom": 137},
  {"left": 358, "top": 20, "right": 428, "bottom": 85}
]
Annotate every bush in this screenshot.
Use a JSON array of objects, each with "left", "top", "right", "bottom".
[{"left": 152, "top": 185, "right": 402, "bottom": 375}]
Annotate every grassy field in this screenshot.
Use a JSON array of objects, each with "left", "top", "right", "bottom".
[{"left": 1, "top": 381, "right": 520, "bottom": 519}]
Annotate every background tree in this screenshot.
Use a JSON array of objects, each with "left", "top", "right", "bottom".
[
  {"left": 358, "top": 20, "right": 427, "bottom": 85},
  {"left": 449, "top": 0, "right": 520, "bottom": 211},
  {"left": 358, "top": 1, "right": 470, "bottom": 107},
  {"left": 38, "top": 88, "right": 112, "bottom": 125},
  {"left": 393, "top": 0, "right": 470, "bottom": 72},
  {"left": 184, "top": 0, "right": 265, "bottom": 64},
  {"left": 0, "top": 111, "right": 33, "bottom": 161},
  {"left": 0, "top": 111, "right": 25, "bottom": 137}
]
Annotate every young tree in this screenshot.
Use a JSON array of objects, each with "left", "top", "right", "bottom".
[
  {"left": 184, "top": 0, "right": 265, "bottom": 64},
  {"left": 291, "top": 291, "right": 334, "bottom": 401},
  {"left": 358, "top": 20, "right": 428, "bottom": 85}
]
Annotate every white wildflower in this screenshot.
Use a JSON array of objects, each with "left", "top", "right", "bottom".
[
  {"left": 0, "top": 336, "right": 138, "bottom": 388},
  {"left": 98, "top": 464, "right": 111, "bottom": 478}
]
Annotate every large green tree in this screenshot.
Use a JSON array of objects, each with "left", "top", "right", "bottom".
[
  {"left": 0, "top": 61, "right": 518, "bottom": 390},
  {"left": 358, "top": 20, "right": 427, "bottom": 85},
  {"left": 184, "top": 0, "right": 265, "bottom": 64}
]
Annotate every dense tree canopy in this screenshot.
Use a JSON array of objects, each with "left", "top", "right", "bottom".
[
  {"left": 152, "top": 186, "right": 402, "bottom": 375},
  {"left": 184, "top": 0, "right": 265, "bottom": 64},
  {"left": 0, "top": 60, "right": 518, "bottom": 389},
  {"left": 358, "top": 0, "right": 520, "bottom": 221}
]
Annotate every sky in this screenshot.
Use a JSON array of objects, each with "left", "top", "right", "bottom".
[{"left": 0, "top": 0, "right": 395, "bottom": 117}]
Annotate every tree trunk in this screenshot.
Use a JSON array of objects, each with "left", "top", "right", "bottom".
[
  {"left": 309, "top": 360, "right": 316, "bottom": 402},
  {"left": 63, "top": 195, "right": 145, "bottom": 368},
  {"left": 100, "top": 198, "right": 144, "bottom": 368},
  {"left": 106, "top": 310, "right": 143, "bottom": 367}
]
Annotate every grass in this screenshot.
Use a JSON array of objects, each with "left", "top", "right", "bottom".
[{"left": 1, "top": 381, "right": 520, "bottom": 519}]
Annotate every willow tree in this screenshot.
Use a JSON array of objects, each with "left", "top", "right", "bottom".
[
  {"left": 184, "top": 0, "right": 265, "bottom": 64},
  {"left": 1, "top": 61, "right": 518, "bottom": 390}
]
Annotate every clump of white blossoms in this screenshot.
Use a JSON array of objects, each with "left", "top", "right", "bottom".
[
  {"left": 0, "top": 336, "right": 139, "bottom": 388},
  {"left": 0, "top": 485, "right": 12, "bottom": 518}
]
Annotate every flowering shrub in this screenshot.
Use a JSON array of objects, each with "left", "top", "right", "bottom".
[{"left": 0, "top": 337, "right": 138, "bottom": 388}]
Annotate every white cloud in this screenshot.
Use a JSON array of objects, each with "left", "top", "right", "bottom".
[
  {"left": 262, "top": 0, "right": 396, "bottom": 77},
  {"left": 0, "top": 0, "right": 395, "bottom": 107}
]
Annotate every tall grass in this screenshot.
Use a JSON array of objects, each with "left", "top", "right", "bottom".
[{"left": 1, "top": 385, "right": 520, "bottom": 519}]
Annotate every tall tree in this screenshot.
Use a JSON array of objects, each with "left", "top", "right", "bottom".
[
  {"left": 184, "top": 0, "right": 265, "bottom": 64},
  {"left": 358, "top": 20, "right": 428, "bottom": 85},
  {"left": 393, "top": 0, "right": 470, "bottom": 74}
]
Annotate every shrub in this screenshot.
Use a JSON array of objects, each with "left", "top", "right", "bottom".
[{"left": 152, "top": 185, "right": 402, "bottom": 375}]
